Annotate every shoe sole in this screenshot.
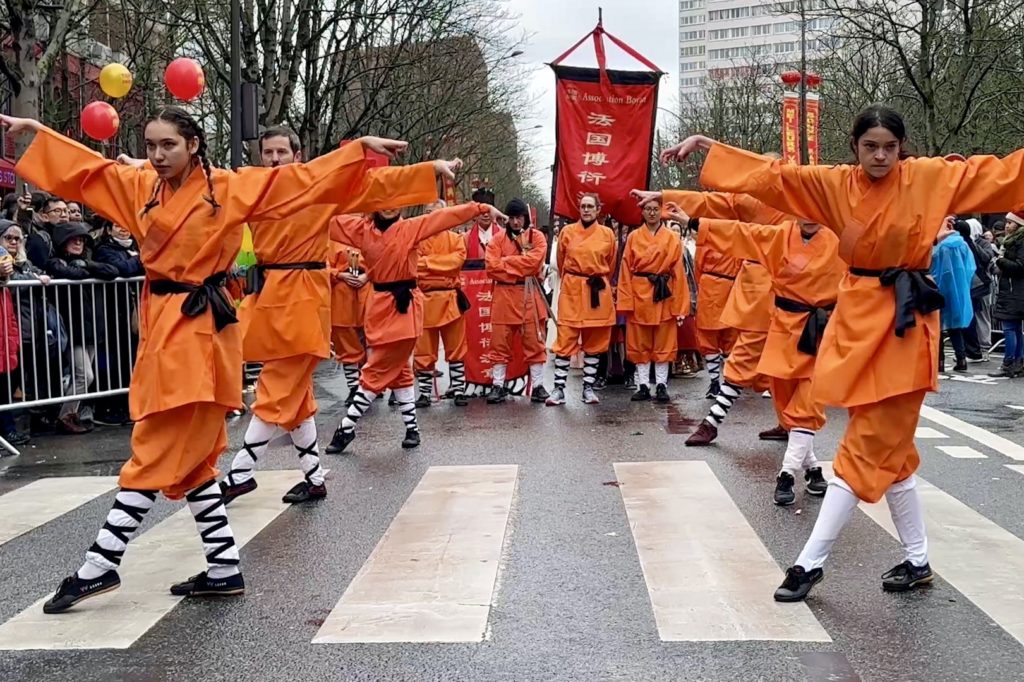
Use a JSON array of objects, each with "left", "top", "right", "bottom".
[
  {"left": 222, "top": 485, "right": 257, "bottom": 505},
  {"left": 882, "top": 574, "right": 933, "bottom": 592},
  {"left": 805, "top": 486, "right": 827, "bottom": 497},
  {"left": 774, "top": 495, "right": 796, "bottom": 506},
  {"left": 43, "top": 582, "right": 121, "bottom": 614},
  {"left": 283, "top": 494, "right": 326, "bottom": 504},
  {"left": 545, "top": 400, "right": 565, "bottom": 406},
  {"left": 175, "top": 587, "right": 246, "bottom": 597},
  {"left": 774, "top": 572, "right": 823, "bottom": 603},
  {"left": 402, "top": 442, "right": 421, "bottom": 449}
]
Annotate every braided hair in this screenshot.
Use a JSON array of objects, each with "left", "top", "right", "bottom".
[{"left": 140, "top": 106, "right": 221, "bottom": 216}]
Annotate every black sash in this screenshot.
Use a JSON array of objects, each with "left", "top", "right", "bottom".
[
  {"left": 565, "top": 270, "right": 606, "bottom": 308},
  {"left": 774, "top": 295, "right": 837, "bottom": 356},
  {"left": 495, "top": 280, "right": 526, "bottom": 286},
  {"left": 373, "top": 279, "right": 418, "bottom": 314},
  {"left": 150, "top": 272, "right": 237, "bottom": 332},
  {"left": 246, "top": 261, "right": 326, "bottom": 295},
  {"left": 849, "top": 267, "right": 944, "bottom": 338},
  {"left": 424, "top": 286, "right": 472, "bottom": 313},
  {"left": 634, "top": 271, "right": 672, "bottom": 303},
  {"left": 704, "top": 271, "right": 736, "bottom": 281}
]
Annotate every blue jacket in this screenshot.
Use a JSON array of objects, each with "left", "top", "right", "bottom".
[{"left": 931, "top": 233, "right": 976, "bottom": 330}]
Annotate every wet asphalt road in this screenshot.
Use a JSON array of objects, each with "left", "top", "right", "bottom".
[{"left": 0, "top": 357, "right": 1022, "bottom": 682}]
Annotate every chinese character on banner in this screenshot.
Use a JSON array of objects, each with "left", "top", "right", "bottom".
[
  {"left": 805, "top": 93, "right": 820, "bottom": 165},
  {"left": 459, "top": 269, "right": 527, "bottom": 386},
  {"left": 551, "top": 22, "right": 662, "bottom": 227},
  {"left": 781, "top": 94, "right": 801, "bottom": 165}
]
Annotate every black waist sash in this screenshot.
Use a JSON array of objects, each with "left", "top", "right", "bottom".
[
  {"left": 373, "top": 279, "right": 418, "bottom": 314},
  {"left": 849, "top": 267, "right": 944, "bottom": 338},
  {"left": 704, "top": 271, "right": 736, "bottom": 281},
  {"left": 150, "top": 272, "right": 237, "bottom": 332},
  {"left": 565, "top": 270, "right": 606, "bottom": 308},
  {"left": 634, "top": 271, "right": 672, "bottom": 303},
  {"left": 774, "top": 295, "right": 837, "bottom": 356},
  {"left": 247, "top": 261, "right": 326, "bottom": 294},
  {"left": 424, "top": 285, "right": 471, "bottom": 313}
]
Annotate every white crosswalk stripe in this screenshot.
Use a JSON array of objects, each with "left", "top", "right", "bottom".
[
  {"left": 0, "top": 470, "right": 297, "bottom": 650},
  {"left": 0, "top": 477, "right": 118, "bottom": 549}
]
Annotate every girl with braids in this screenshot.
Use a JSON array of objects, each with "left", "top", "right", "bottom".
[
  {"left": 0, "top": 106, "right": 411, "bottom": 613},
  {"left": 661, "top": 105, "right": 1024, "bottom": 603}
]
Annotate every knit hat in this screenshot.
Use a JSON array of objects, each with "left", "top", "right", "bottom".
[
  {"left": 504, "top": 199, "right": 531, "bottom": 228},
  {"left": 1005, "top": 212, "right": 1024, "bottom": 228}
]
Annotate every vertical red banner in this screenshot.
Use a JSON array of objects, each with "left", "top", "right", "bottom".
[
  {"left": 805, "top": 94, "right": 820, "bottom": 165},
  {"left": 458, "top": 270, "right": 528, "bottom": 387},
  {"left": 442, "top": 175, "right": 458, "bottom": 206},
  {"left": 781, "top": 93, "right": 801, "bottom": 165},
  {"left": 552, "top": 66, "right": 660, "bottom": 226}
]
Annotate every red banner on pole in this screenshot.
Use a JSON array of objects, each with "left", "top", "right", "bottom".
[
  {"left": 459, "top": 269, "right": 528, "bottom": 388},
  {"left": 781, "top": 93, "right": 800, "bottom": 165},
  {"left": 442, "top": 175, "right": 458, "bottom": 206},
  {"left": 805, "top": 94, "right": 820, "bottom": 165}
]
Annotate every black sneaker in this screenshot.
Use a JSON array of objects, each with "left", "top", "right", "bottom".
[
  {"left": 170, "top": 571, "right": 245, "bottom": 597},
  {"left": 804, "top": 467, "right": 827, "bottom": 497},
  {"left": 487, "top": 387, "right": 509, "bottom": 404},
  {"left": 631, "top": 385, "right": 652, "bottom": 402},
  {"left": 774, "top": 565, "right": 823, "bottom": 602},
  {"left": 655, "top": 383, "right": 671, "bottom": 403},
  {"left": 325, "top": 428, "right": 355, "bottom": 454},
  {"left": 953, "top": 358, "right": 968, "bottom": 372},
  {"left": 282, "top": 481, "right": 327, "bottom": 504},
  {"left": 219, "top": 478, "right": 257, "bottom": 505},
  {"left": 415, "top": 394, "right": 431, "bottom": 409},
  {"left": 774, "top": 472, "right": 796, "bottom": 506},
  {"left": 43, "top": 570, "right": 121, "bottom": 614},
  {"left": 3, "top": 430, "right": 29, "bottom": 446},
  {"left": 594, "top": 376, "right": 608, "bottom": 391},
  {"left": 454, "top": 393, "right": 469, "bottom": 407},
  {"left": 881, "top": 560, "right": 933, "bottom": 592},
  {"left": 705, "top": 379, "right": 720, "bottom": 399},
  {"left": 402, "top": 429, "right": 421, "bottom": 449},
  {"left": 531, "top": 385, "right": 550, "bottom": 403}
]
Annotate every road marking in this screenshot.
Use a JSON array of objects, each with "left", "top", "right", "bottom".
[
  {"left": 0, "top": 477, "right": 118, "bottom": 548},
  {"left": 936, "top": 446, "right": 987, "bottom": 459},
  {"left": 914, "top": 427, "right": 948, "bottom": 440},
  {"left": 1007, "top": 465, "right": 1024, "bottom": 477},
  {"left": 614, "top": 461, "right": 830, "bottom": 642},
  {"left": 0, "top": 470, "right": 297, "bottom": 650},
  {"left": 823, "top": 463, "right": 1024, "bottom": 647},
  {"left": 1008, "top": 405, "right": 1024, "bottom": 412},
  {"left": 920, "top": 405, "right": 1024, "bottom": 461},
  {"left": 314, "top": 465, "right": 518, "bottom": 644}
]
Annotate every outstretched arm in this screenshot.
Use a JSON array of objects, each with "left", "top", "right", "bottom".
[{"left": 411, "top": 203, "right": 507, "bottom": 243}]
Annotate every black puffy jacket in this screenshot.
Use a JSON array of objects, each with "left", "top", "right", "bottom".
[
  {"left": 43, "top": 222, "right": 119, "bottom": 346},
  {"left": 994, "top": 232, "right": 1024, "bottom": 322}
]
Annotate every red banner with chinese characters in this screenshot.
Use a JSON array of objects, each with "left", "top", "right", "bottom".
[
  {"left": 552, "top": 66, "right": 659, "bottom": 226},
  {"left": 781, "top": 93, "right": 800, "bottom": 164},
  {"left": 459, "top": 269, "right": 528, "bottom": 388},
  {"left": 442, "top": 175, "right": 458, "bottom": 206},
  {"left": 805, "top": 94, "right": 820, "bottom": 165}
]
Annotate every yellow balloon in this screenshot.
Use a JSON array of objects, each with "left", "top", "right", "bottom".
[{"left": 99, "top": 63, "right": 133, "bottom": 99}]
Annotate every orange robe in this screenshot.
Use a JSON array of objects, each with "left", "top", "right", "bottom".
[
  {"left": 702, "top": 142, "right": 1024, "bottom": 501},
  {"left": 329, "top": 242, "right": 370, "bottom": 364},
  {"left": 554, "top": 221, "right": 618, "bottom": 356},
  {"left": 17, "top": 126, "right": 375, "bottom": 497},
  {"left": 414, "top": 230, "right": 469, "bottom": 371},
  {"left": 699, "top": 219, "right": 844, "bottom": 430},
  {"left": 329, "top": 202, "right": 490, "bottom": 393},
  {"left": 616, "top": 225, "right": 689, "bottom": 363},
  {"left": 485, "top": 227, "right": 549, "bottom": 365},
  {"left": 240, "top": 163, "right": 438, "bottom": 429}
]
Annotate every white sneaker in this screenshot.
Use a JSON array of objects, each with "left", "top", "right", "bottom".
[
  {"left": 545, "top": 387, "right": 566, "bottom": 406},
  {"left": 582, "top": 386, "right": 600, "bottom": 404}
]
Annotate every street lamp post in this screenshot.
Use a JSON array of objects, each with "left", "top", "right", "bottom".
[{"left": 230, "top": 0, "right": 242, "bottom": 169}]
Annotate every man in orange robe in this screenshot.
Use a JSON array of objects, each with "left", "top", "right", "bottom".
[
  {"left": 9, "top": 113, "right": 406, "bottom": 611},
  {"left": 548, "top": 193, "right": 617, "bottom": 406},
  {"left": 617, "top": 196, "right": 690, "bottom": 402},
  {"left": 221, "top": 127, "right": 444, "bottom": 505},
  {"left": 694, "top": 216, "right": 844, "bottom": 505},
  {"left": 329, "top": 240, "right": 370, "bottom": 400},
  {"left": 413, "top": 200, "right": 470, "bottom": 408},
  {"left": 484, "top": 198, "right": 550, "bottom": 403},
  {"left": 325, "top": 201, "right": 504, "bottom": 454}
]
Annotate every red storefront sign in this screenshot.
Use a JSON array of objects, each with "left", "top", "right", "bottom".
[
  {"left": 550, "top": 22, "right": 662, "bottom": 226},
  {"left": 459, "top": 269, "right": 528, "bottom": 388}
]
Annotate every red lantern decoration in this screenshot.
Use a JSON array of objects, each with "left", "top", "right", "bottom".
[
  {"left": 164, "top": 57, "right": 206, "bottom": 101},
  {"left": 780, "top": 70, "right": 802, "bottom": 87},
  {"left": 81, "top": 101, "right": 120, "bottom": 141},
  {"left": 804, "top": 72, "right": 822, "bottom": 89}
]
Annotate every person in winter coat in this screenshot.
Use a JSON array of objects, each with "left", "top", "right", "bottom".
[
  {"left": 993, "top": 212, "right": 1024, "bottom": 377},
  {"left": 94, "top": 222, "right": 144, "bottom": 277},
  {"left": 43, "top": 221, "right": 118, "bottom": 434},
  {"left": 931, "top": 217, "right": 976, "bottom": 372},
  {"left": 953, "top": 219, "right": 994, "bottom": 361},
  {"left": 0, "top": 223, "right": 22, "bottom": 449}
]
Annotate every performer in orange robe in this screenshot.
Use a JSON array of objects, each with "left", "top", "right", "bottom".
[
  {"left": 413, "top": 200, "right": 470, "bottom": 408},
  {"left": 616, "top": 196, "right": 690, "bottom": 402},
  {"left": 692, "top": 235, "right": 741, "bottom": 398},
  {"left": 548, "top": 193, "right": 617, "bottom": 406},
  {"left": 665, "top": 105, "right": 1024, "bottom": 601},
  {"left": 325, "top": 201, "right": 505, "bottom": 454},
  {"left": 329, "top": 240, "right": 370, "bottom": 399},
  {"left": 484, "top": 198, "right": 550, "bottom": 404},
  {"left": 691, "top": 216, "right": 844, "bottom": 506},
  {"left": 3, "top": 107, "right": 407, "bottom": 612},
  {"left": 638, "top": 188, "right": 789, "bottom": 443},
  {"left": 223, "top": 126, "right": 444, "bottom": 505}
]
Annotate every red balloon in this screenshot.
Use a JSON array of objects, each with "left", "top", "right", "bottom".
[
  {"left": 165, "top": 57, "right": 205, "bottom": 101},
  {"left": 81, "top": 101, "right": 120, "bottom": 141}
]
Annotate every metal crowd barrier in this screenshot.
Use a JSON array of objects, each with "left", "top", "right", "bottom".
[{"left": 0, "top": 276, "right": 144, "bottom": 456}]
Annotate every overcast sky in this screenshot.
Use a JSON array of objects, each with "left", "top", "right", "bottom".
[{"left": 505, "top": 0, "right": 680, "bottom": 197}]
